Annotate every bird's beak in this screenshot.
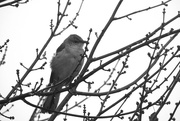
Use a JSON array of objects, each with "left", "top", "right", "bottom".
[{"left": 82, "top": 40, "right": 88, "bottom": 44}]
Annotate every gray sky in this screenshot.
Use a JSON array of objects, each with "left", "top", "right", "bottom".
[{"left": 0, "top": 0, "right": 180, "bottom": 121}]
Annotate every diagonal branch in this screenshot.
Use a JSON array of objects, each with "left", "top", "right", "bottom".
[
  {"left": 114, "top": 0, "right": 171, "bottom": 20},
  {"left": 93, "top": 13, "right": 180, "bottom": 62}
]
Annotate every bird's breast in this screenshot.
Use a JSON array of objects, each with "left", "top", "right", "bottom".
[{"left": 50, "top": 48, "right": 84, "bottom": 82}]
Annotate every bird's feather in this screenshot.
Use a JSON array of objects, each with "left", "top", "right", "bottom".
[
  {"left": 42, "top": 34, "right": 85, "bottom": 113},
  {"left": 56, "top": 41, "right": 65, "bottom": 53}
]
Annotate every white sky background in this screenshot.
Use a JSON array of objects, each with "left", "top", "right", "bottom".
[{"left": 0, "top": 0, "right": 180, "bottom": 121}]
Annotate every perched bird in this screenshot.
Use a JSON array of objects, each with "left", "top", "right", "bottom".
[{"left": 42, "top": 34, "right": 87, "bottom": 113}]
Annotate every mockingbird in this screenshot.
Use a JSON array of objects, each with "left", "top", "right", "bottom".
[{"left": 42, "top": 34, "right": 86, "bottom": 113}]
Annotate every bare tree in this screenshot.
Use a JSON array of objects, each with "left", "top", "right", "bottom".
[
  {"left": 0, "top": 39, "right": 9, "bottom": 66},
  {"left": 0, "top": 0, "right": 29, "bottom": 8},
  {"left": 0, "top": 0, "right": 180, "bottom": 121}
]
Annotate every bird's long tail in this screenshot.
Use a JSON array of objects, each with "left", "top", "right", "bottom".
[{"left": 41, "top": 90, "right": 60, "bottom": 113}]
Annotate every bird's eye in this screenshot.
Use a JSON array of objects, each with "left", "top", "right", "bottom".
[{"left": 73, "top": 40, "right": 78, "bottom": 43}]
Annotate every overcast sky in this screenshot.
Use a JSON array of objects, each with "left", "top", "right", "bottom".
[{"left": 0, "top": 0, "right": 180, "bottom": 121}]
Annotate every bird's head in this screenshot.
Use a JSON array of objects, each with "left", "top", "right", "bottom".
[{"left": 64, "top": 34, "right": 87, "bottom": 48}]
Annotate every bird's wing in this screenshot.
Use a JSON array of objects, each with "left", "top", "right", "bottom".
[
  {"left": 49, "top": 42, "right": 65, "bottom": 84},
  {"left": 49, "top": 71, "right": 55, "bottom": 84}
]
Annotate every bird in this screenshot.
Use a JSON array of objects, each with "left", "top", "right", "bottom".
[{"left": 42, "top": 34, "right": 87, "bottom": 113}]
